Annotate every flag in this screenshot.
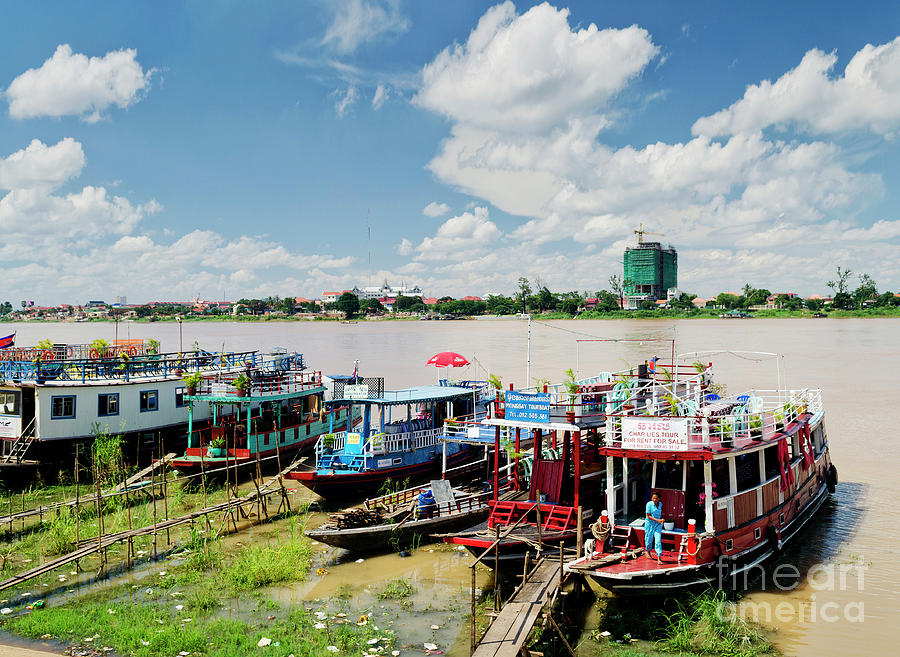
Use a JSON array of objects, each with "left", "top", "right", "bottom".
[{"left": 0, "top": 333, "right": 14, "bottom": 349}]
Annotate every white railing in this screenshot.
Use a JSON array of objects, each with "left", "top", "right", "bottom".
[
  {"left": 604, "top": 388, "right": 824, "bottom": 450},
  {"left": 375, "top": 427, "right": 443, "bottom": 455}
]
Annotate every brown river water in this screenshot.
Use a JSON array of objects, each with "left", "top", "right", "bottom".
[{"left": 5, "top": 317, "right": 897, "bottom": 655}]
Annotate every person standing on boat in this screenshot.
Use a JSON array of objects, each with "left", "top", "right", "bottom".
[{"left": 645, "top": 492, "right": 665, "bottom": 564}]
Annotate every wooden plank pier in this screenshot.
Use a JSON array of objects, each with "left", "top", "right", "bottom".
[{"left": 473, "top": 558, "right": 562, "bottom": 657}]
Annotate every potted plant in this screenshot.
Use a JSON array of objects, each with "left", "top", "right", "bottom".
[
  {"left": 207, "top": 435, "right": 226, "bottom": 458},
  {"left": 749, "top": 414, "right": 763, "bottom": 439},
  {"left": 90, "top": 338, "right": 110, "bottom": 359},
  {"left": 563, "top": 368, "right": 579, "bottom": 423},
  {"left": 183, "top": 371, "right": 203, "bottom": 396},
  {"left": 146, "top": 338, "right": 160, "bottom": 355},
  {"left": 321, "top": 433, "right": 335, "bottom": 454},
  {"left": 233, "top": 373, "right": 251, "bottom": 397}
]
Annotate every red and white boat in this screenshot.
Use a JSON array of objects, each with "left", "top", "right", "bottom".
[{"left": 565, "top": 352, "right": 837, "bottom": 594}]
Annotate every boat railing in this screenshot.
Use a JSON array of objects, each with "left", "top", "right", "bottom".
[
  {"left": 0, "top": 349, "right": 297, "bottom": 384},
  {"left": 373, "top": 427, "right": 444, "bottom": 455},
  {"left": 194, "top": 369, "right": 322, "bottom": 398},
  {"left": 442, "top": 420, "right": 514, "bottom": 442},
  {"left": 602, "top": 388, "right": 823, "bottom": 450}
]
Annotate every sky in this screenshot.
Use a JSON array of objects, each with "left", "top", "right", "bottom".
[{"left": 1, "top": 0, "right": 899, "bottom": 305}]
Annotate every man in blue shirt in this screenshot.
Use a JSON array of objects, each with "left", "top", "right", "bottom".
[
  {"left": 417, "top": 488, "right": 436, "bottom": 519},
  {"left": 645, "top": 492, "right": 666, "bottom": 564}
]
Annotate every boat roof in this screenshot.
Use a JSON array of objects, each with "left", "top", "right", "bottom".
[{"left": 332, "top": 385, "right": 475, "bottom": 406}]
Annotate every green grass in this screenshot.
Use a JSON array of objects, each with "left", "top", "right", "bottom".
[
  {"left": 376, "top": 577, "right": 416, "bottom": 599},
  {"left": 220, "top": 520, "right": 311, "bottom": 592}
]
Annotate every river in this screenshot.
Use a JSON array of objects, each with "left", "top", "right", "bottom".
[{"left": 4, "top": 317, "right": 896, "bottom": 655}]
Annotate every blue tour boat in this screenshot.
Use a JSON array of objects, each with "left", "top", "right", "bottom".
[{"left": 287, "top": 381, "right": 488, "bottom": 501}]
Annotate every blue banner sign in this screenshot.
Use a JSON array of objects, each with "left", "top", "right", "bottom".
[{"left": 505, "top": 391, "right": 551, "bottom": 423}]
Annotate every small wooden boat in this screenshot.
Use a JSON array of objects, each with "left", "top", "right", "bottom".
[{"left": 306, "top": 479, "right": 491, "bottom": 552}]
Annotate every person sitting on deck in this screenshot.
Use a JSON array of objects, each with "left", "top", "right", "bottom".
[
  {"left": 645, "top": 492, "right": 666, "bottom": 564},
  {"left": 417, "top": 488, "right": 437, "bottom": 519}
]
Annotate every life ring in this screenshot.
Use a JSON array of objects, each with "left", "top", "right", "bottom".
[
  {"left": 42, "top": 350, "right": 54, "bottom": 360},
  {"left": 128, "top": 346, "right": 138, "bottom": 356},
  {"left": 89, "top": 348, "right": 99, "bottom": 359},
  {"left": 826, "top": 464, "right": 838, "bottom": 493}
]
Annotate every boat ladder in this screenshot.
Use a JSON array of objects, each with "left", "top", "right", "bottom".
[{"left": 3, "top": 417, "right": 36, "bottom": 464}]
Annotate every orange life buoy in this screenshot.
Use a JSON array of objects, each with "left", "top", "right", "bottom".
[
  {"left": 42, "top": 350, "right": 54, "bottom": 360},
  {"left": 128, "top": 346, "right": 138, "bottom": 356},
  {"left": 89, "top": 348, "right": 99, "bottom": 359}
]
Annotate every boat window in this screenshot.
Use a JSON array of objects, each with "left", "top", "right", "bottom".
[
  {"left": 140, "top": 390, "right": 159, "bottom": 412},
  {"left": 735, "top": 452, "right": 761, "bottom": 492},
  {"left": 812, "top": 426, "right": 824, "bottom": 455},
  {"left": 50, "top": 395, "right": 76, "bottom": 419},
  {"left": 712, "top": 459, "right": 731, "bottom": 497},
  {"left": 612, "top": 457, "right": 623, "bottom": 485},
  {"left": 175, "top": 387, "right": 187, "bottom": 408},
  {"left": 98, "top": 393, "right": 119, "bottom": 417},
  {"left": 763, "top": 446, "right": 780, "bottom": 481},
  {"left": 656, "top": 460, "right": 683, "bottom": 490},
  {"left": 0, "top": 391, "right": 20, "bottom": 416}
]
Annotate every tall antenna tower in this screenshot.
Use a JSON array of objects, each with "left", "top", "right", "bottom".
[{"left": 367, "top": 208, "right": 372, "bottom": 287}]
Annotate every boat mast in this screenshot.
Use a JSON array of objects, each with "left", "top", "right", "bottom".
[{"left": 526, "top": 314, "right": 532, "bottom": 386}]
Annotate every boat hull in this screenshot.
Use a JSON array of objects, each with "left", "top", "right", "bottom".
[
  {"left": 287, "top": 445, "right": 478, "bottom": 502},
  {"left": 307, "top": 504, "right": 490, "bottom": 552}
]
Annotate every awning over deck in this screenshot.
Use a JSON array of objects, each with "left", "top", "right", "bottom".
[{"left": 330, "top": 385, "right": 475, "bottom": 406}]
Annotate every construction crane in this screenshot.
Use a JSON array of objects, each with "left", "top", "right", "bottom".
[{"left": 633, "top": 222, "right": 664, "bottom": 244}]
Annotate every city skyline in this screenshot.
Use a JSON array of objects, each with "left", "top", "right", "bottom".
[{"left": 2, "top": 1, "right": 899, "bottom": 304}]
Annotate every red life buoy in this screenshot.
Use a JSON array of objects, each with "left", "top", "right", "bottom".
[
  {"left": 89, "top": 348, "right": 99, "bottom": 359},
  {"left": 128, "top": 346, "right": 138, "bottom": 356},
  {"left": 42, "top": 350, "right": 54, "bottom": 360}
]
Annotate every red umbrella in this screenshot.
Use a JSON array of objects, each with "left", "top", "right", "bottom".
[{"left": 426, "top": 351, "right": 470, "bottom": 368}]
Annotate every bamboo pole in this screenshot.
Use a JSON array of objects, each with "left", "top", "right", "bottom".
[
  {"left": 162, "top": 437, "right": 170, "bottom": 547},
  {"left": 198, "top": 433, "right": 210, "bottom": 532},
  {"left": 74, "top": 445, "right": 80, "bottom": 572},
  {"left": 94, "top": 458, "right": 105, "bottom": 574},
  {"left": 151, "top": 439, "right": 158, "bottom": 559}
]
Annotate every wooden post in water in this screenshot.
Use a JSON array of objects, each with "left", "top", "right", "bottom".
[{"left": 470, "top": 564, "right": 477, "bottom": 656}]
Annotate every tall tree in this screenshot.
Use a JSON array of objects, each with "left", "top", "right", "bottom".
[
  {"left": 609, "top": 275, "right": 625, "bottom": 310},
  {"left": 826, "top": 266, "right": 853, "bottom": 296},
  {"left": 516, "top": 277, "right": 532, "bottom": 313},
  {"left": 335, "top": 292, "right": 359, "bottom": 318}
]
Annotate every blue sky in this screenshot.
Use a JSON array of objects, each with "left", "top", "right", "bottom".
[{"left": 2, "top": 1, "right": 899, "bottom": 304}]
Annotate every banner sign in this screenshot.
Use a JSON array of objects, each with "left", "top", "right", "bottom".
[
  {"left": 504, "top": 391, "right": 551, "bottom": 423},
  {"left": 344, "top": 384, "right": 370, "bottom": 400},
  {"left": 621, "top": 417, "right": 690, "bottom": 451}
]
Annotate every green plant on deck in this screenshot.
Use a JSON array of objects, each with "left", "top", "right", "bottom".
[
  {"left": 532, "top": 376, "right": 550, "bottom": 391},
  {"left": 36, "top": 339, "right": 54, "bottom": 349},
  {"left": 183, "top": 371, "right": 203, "bottom": 390},
  {"left": 232, "top": 373, "right": 250, "bottom": 392},
  {"left": 145, "top": 338, "right": 160, "bottom": 354},
  {"left": 663, "top": 394, "right": 681, "bottom": 416},
  {"left": 563, "top": 368, "right": 579, "bottom": 411},
  {"left": 90, "top": 338, "right": 111, "bottom": 357},
  {"left": 209, "top": 435, "right": 225, "bottom": 450},
  {"left": 749, "top": 414, "right": 763, "bottom": 436}
]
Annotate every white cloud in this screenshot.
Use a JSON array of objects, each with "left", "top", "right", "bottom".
[
  {"left": 334, "top": 85, "right": 358, "bottom": 117},
  {"left": 406, "top": 4, "right": 900, "bottom": 295},
  {"left": 414, "top": 1, "right": 658, "bottom": 133},
  {"left": 422, "top": 201, "right": 450, "bottom": 217},
  {"left": 0, "top": 138, "right": 84, "bottom": 191},
  {"left": 321, "top": 0, "right": 410, "bottom": 54},
  {"left": 5, "top": 44, "right": 153, "bottom": 122},
  {"left": 693, "top": 37, "right": 900, "bottom": 137},
  {"left": 372, "top": 83, "right": 389, "bottom": 109},
  {"left": 395, "top": 237, "right": 413, "bottom": 256},
  {"left": 0, "top": 141, "right": 357, "bottom": 303},
  {"left": 414, "top": 207, "right": 502, "bottom": 261}
]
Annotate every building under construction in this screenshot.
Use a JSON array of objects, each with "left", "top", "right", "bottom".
[{"left": 624, "top": 239, "right": 678, "bottom": 309}]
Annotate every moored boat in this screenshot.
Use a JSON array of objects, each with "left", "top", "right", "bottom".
[
  {"left": 170, "top": 356, "right": 355, "bottom": 473},
  {"left": 286, "top": 380, "right": 489, "bottom": 502},
  {"left": 564, "top": 352, "right": 836, "bottom": 595},
  {"left": 307, "top": 479, "right": 492, "bottom": 552}
]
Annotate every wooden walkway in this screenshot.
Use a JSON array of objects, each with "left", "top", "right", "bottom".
[{"left": 473, "top": 559, "right": 561, "bottom": 657}]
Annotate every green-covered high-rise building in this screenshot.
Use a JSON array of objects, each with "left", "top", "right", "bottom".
[{"left": 623, "top": 239, "right": 677, "bottom": 309}]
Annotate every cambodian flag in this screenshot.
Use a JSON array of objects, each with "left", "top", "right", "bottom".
[{"left": 0, "top": 333, "right": 15, "bottom": 349}]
